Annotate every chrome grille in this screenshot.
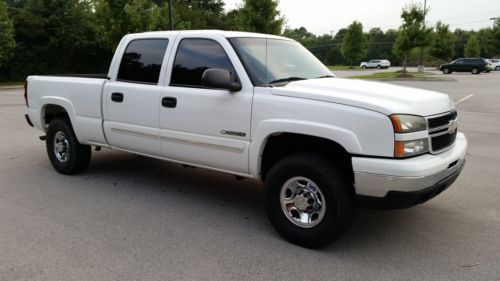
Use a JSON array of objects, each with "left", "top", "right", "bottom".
[{"left": 427, "top": 111, "right": 458, "bottom": 153}]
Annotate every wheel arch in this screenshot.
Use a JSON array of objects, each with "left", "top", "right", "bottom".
[
  {"left": 250, "top": 120, "right": 361, "bottom": 182},
  {"left": 39, "top": 97, "right": 82, "bottom": 142}
]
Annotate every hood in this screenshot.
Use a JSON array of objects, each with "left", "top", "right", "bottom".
[{"left": 271, "top": 78, "right": 454, "bottom": 116}]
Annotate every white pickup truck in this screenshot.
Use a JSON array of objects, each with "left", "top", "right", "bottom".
[{"left": 25, "top": 30, "right": 467, "bottom": 248}]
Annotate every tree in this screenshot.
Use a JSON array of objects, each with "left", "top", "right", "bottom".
[
  {"left": 494, "top": 19, "right": 500, "bottom": 56},
  {"left": 238, "top": 0, "right": 285, "bottom": 34},
  {"left": 93, "top": 0, "right": 162, "bottom": 51},
  {"left": 464, "top": 34, "right": 480, "bottom": 57},
  {"left": 6, "top": 0, "right": 106, "bottom": 78},
  {"left": 365, "top": 28, "right": 396, "bottom": 61},
  {"left": 429, "top": 21, "right": 454, "bottom": 60},
  {"left": 393, "top": 4, "right": 432, "bottom": 72},
  {"left": 341, "top": 21, "right": 366, "bottom": 67},
  {"left": 0, "top": 0, "right": 15, "bottom": 69}
]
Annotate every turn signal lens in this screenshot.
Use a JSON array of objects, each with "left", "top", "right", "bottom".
[{"left": 394, "top": 139, "right": 429, "bottom": 158}]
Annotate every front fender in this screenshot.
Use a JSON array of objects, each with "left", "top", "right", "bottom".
[{"left": 249, "top": 119, "right": 363, "bottom": 178}]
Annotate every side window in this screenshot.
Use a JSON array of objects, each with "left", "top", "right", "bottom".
[
  {"left": 455, "top": 59, "right": 464, "bottom": 64},
  {"left": 170, "top": 38, "right": 237, "bottom": 87},
  {"left": 117, "top": 39, "right": 169, "bottom": 84}
]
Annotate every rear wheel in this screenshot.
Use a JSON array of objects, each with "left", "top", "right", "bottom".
[
  {"left": 496, "top": 66, "right": 500, "bottom": 71},
  {"left": 377, "top": 65, "right": 382, "bottom": 69},
  {"left": 471, "top": 68, "right": 480, "bottom": 74},
  {"left": 46, "top": 118, "right": 91, "bottom": 175},
  {"left": 265, "top": 153, "right": 354, "bottom": 248}
]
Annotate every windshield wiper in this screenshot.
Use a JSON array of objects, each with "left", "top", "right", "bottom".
[
  {"left": 316, "top": 75, "right": 335, "bottom": 78},
  {"left": 268, "top": 77, "right": 307, "bottom": 85}
]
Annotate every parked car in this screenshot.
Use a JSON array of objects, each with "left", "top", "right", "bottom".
[
  {"left": 25, "top": 30, "right": 467, "bottom": 248},
  {"left": 440, "top": 58, "right": 489, "bottom": 74},
  {"left": 360, "top": 59, "right": 391, "bottom": 69},
  {"left": 487, "top": 59, "right": 500, "bottom": 70}
]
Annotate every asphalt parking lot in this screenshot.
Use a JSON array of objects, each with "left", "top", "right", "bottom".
[{"left": 1, "top": 70, "right": 499, "bottom": 280}]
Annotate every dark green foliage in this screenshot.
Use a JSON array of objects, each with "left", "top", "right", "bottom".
[
  {"left": 238, "top": 0, "right": 285, "bottom": 34},
  {"left": 464, "top": 34, "right": 480, "bottom": 57},
  {"left": 1, "top": 0, "right": 499, "bottom": 80},
  {"left": 0, "top": 0, "right": 16, "bottom": 69},
  {"left": 341, "top": 21, "right": 366, "bottom": 66},
  {"left": 6, "top": 0, "right": 111, "bottom": 78},
  {"left": 393, "top": 4, "right": 432, "bottom": 72},
  {"left": 429, "top": 21, "right": 454, "bottom": 60}
]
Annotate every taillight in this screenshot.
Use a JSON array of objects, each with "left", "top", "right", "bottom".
[{"left": 24, "top": 80, "right": 28, "bottom": 107}]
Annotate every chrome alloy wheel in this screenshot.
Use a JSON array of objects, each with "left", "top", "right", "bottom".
[
  {"left": 53, "top": 131, "right": 70, "bottom": 162},
  {"left": 280, "top": 177, "right": 326, "bottom": 228}
]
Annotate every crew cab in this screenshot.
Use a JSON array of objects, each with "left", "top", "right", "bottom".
[{"left": 25, "top": 30, "right": 467, "bottom": 248}]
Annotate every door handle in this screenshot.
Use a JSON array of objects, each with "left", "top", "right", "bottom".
[
  {"left": 111, "top": 92, "right": 124, "bottom": 102},
  {"left": 162, "top": 97, "right": 177, "bottom": 108}
]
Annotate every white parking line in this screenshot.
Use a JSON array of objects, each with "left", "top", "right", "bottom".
[{"left": 455, "top": 94, "right": 474, "bottom": 105}]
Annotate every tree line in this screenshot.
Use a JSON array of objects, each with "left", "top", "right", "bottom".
[
  {"left": 0, "top": 0, "right": 499, "bottom": 81},
  {"left": 286, "top": 5, "right": 500, "bottom": 68}
]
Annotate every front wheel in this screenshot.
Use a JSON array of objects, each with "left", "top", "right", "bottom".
[
  {"left": 265, "top": 153, "right": 354, "bottom": 248},
  {"left": 442, "top": 68, "right": 451, "bottom": 74},
  {"left": 361, "top": 65, "right": 367, "bottom": 69},
  {"left": 471, "top": 68, "right": 480, "bottom": 74},
  {"left": 377, "top": 65, "right": 382, "bottom": 69},
  {"left": 46, "top": 118, "right": 91, "bottom": 175}
]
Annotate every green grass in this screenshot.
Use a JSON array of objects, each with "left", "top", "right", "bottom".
[
  {"left": 327, "top": 65, "right": 362, "bottom": 71},
  {"left": 348, "top": 71, "right": 452, "bottom": 81},
  {"left": 0, "top": 81, "right": 24, "bottom": 87}
]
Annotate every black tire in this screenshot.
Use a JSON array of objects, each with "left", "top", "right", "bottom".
[
  {"left": 46, "top": 118, "right": 91, "bottom": 175},
  {"left": 471, "top": 68, "right": 479, "bottom": 74},
  {"left": 442, "top": 68, "right": 451, "bottom": 74},
  {"left": 361, "top": 65, "right": 366, "bottom": 69},
  {"left": 265, "top": 153, "right": 354, "bottom": 248},
  {"left": 377, "top": 65, "right": 382, "bottom": 69},
  {"left": 496, "top": 66, "right": 500, "bottom": 71}
]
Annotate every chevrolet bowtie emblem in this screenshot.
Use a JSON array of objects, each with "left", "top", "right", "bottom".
[{"left": 448, "top": 119, "right": 458, "bottom": 134}]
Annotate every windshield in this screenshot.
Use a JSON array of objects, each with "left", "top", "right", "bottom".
[{"left": 229, "top": 37, "right": 332, "bottom": 86}]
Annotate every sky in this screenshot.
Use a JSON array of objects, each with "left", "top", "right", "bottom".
[{"left": 223, "top": 0, "right": 500, "bottom": 35}]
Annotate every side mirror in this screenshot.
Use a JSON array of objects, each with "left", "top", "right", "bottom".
[{"left": 202, "top": 69, "right": 241, "bottom": 92}]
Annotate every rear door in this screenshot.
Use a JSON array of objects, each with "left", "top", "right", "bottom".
[
  {"left": 159, "top": 35, "right": 253, "bottom": 174},
  {"left": 453, "top": 59, "right": 466, "bottom": 72},
  {"left": 103, "top": 37, "right": 174, "bottom": 156}
]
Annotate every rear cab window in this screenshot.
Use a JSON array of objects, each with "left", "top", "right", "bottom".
[{"left": 117, "top": 39, "right": 169, "bottom": 84}]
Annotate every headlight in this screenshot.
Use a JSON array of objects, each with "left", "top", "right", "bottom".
[
  {"left": 394, "top": 139, "right": 429, "bottom": 158},
  {"left": 390, "top": 114, "right": 427, "bottom": 133}
]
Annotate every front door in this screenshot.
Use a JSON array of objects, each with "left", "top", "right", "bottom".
[{"left": 159, "top": 36, "right": 253, "bottom": 174}]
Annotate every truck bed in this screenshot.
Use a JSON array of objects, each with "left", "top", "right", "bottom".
[{"left": 27, "top": 75, "right": 108, "bottom": 146}]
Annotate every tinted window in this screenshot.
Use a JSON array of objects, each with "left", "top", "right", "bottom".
[
  {"left": 117, "top": 39, "right": 169, "bottom": 84},
  {"left": 455, "top": 59, "right": 465, "bottom": 64},
  {"left": 171, "top": 39, "right": 236, "bottom": 87}
]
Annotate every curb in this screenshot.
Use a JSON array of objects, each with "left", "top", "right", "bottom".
[{"left": 0, "top": 86, "right": 24, "bottom": 90}]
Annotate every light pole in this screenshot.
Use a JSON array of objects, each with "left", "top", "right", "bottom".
[
  {"left": 169, "top": 0, "right": 173, "bottom": 30},
  {"left": 418, "top": 0, "right": 427, "bottom": 73},
  {"left": 491, "top": 17, "right": 499, "bottom": 28}
]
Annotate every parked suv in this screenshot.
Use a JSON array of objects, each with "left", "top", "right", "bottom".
[
  {"left": 360, "top": 59, "right": 390, "bottom": 69},
  {"left": 440, "top": 58, "right": 489, "bottom": 74},
  {"left": 487, "top": 59, "right": 500, "bottom": 70}
]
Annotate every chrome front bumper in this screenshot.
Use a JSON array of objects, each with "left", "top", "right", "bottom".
[{"left": 352, "top": 132, "right": 467, "bottom": 200}]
